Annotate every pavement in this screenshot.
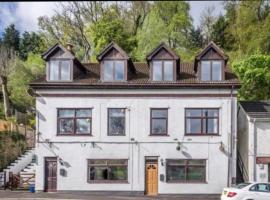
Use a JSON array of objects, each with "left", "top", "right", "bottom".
[{"left": 0, "top": 190, "right": 220, "bottom": 200}]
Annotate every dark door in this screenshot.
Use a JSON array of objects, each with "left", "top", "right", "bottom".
[{"left": 44, "top": 157, "right": 57, "bottom": 192}]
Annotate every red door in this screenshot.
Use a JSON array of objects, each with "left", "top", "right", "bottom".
[{"left": 44, "top": 157, "right": 57, "bottom": 192}]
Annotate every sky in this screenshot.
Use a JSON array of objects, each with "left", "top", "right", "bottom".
[{"left": 0, "top": 1, "right": 224, "bottom": 34}]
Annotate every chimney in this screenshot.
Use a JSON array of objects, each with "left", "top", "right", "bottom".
[{"left": 66, "top": 42, "right": 74, "bottom": 54}]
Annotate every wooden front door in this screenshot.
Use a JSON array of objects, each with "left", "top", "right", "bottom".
[
  {"left": 44, "top": 157, "right": 57, "bottom": 192},
  {"left": 145, "top": 161, "right": 158, "bottom": 195}
]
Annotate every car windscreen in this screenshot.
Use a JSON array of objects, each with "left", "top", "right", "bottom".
[{"left": 235, "top": 183, "right": 251, "bottom": 189}]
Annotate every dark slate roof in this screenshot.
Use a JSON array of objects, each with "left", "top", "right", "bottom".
[
  {"left": 239, "top": 101, "right": 270, "bottom": 118},
  {"left": 30, "top": 62, "right": 240, "bottom": 89}
]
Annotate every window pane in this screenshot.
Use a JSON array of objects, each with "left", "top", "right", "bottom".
[
  {"left": 110, "top": 166, "right": 127, "bottom": 180},
  {"left": 49, "top": 61, "right": 59, "bottom": 80},
  {"left": 59, "top": 109, "right": 75, "bottom": 117},
  {"left": 256, "top": 184, "right": 270, "bottom": 192},
  {"left": 59, "top": 119, "right": 73, "bottom": 134},
  {"left": 186, "top": 109, "right": 201, "bottom": 117},
  {"left": 104, "top": 61, "right": 113, "bottom": 81},
  {"left": 60, "top": 61, "right": 71, "bottom": 80},
  {"left": 152, "top": 109, "right": 167, "bottom": 118},
  {"left": 108, "top": 109, "right": 125, "bottom": 135},
  {"left": 167, "top": 160, "right": 185, "bottom": 165},
  {"left": 186, "top": 118, "right": 201, "bottom": 134},
  {"left": 108, "top": 160, "right": 127, "bottom": 165},
  {"left": 188, "top": 160, "right": 205, "bottom": 165},
  {"left": 152, "top": 119, "right": 167, "bottom": 134},
  {"left": 212, "top": 61, "right": 222, "bottom": 81},
  {"left": 164, "top": 61, "right": 174, "bottom": 81},
  {"left": 89, "top": 166, "right": 108, "bottom": 180},
  {"left": 203, "top": 118, "right": 218, "bottom": 134},
  {"left": 201, "top": 61, "right": 211, "bottom": 81},
  {"left": 203, "top": 109, "right": 218, "bottom": 117},
  {"left": 187, "top": 166, "right": 205, "bottom": 181},
  {"left": 109, "top": 109, "right": 125, "bottom": 117},
  {"left": 76, "top": 118, "right": 91, "bottom": 134},
  {"left": 207, "top": 118, "right": 218, "bottom": 133},
  {"left": 152, "top": 61, "right": 162, "bottom": 81},
  {"left": 89, "top": 160, "right": 107, "bottom": 165},
  {"left": 115, "top": 61, "right": 125, "bottom": 81},
  {"left": 76, "top": 109, "right": 92, "bottom": 117},
  {"left": 167, "top": 166, "right": 185, "bottom": 181}
]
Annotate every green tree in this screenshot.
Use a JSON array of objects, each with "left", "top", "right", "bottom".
[
  {"left": 87, "top": 7, "right": 136, "bottom": 59},
  {"left": 232, "top": 54, "right": 270, "bottom": 100},
  {"left": 1, "top": 24, "right": 20, "bottom": 52},
  {"left": 19, "top": 32, "right": 45, "bottom": 60},
  {"left": 135, "top": 1, "right": 192, "bottom": 61}
]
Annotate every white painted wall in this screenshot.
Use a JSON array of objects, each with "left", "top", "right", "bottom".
[
  {"left": 238, "top": 106, "right": 270, "bottom": 182},
  {"left": 35, "top": 90, "right": 237, "bottom": 194},
  {"left": 237, "top": 107, "right": 250, "bottom": 181}
]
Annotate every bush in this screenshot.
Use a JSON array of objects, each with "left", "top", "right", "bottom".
[{"left": 0, "top": 131, "right": 27, "bottom": 171}]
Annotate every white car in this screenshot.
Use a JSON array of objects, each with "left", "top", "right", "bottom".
[{"left": 221, "top": 182, "right": 270, "bottom": 200}]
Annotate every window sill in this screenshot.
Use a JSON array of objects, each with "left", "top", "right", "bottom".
[
  {"left": 166, "top": 181, "right": 207, "bottom": 184},
  {"left": 87, "top": 180, "right": 129, "bottom": 184},
  {"left": 56, "top": 134, "right": 92, "bottom": 136},
  {"left": 149, "top": 134, "right": 170, "bottom": 137},
  {"left": 184, "top": 134, "right": 220, "bottom": 136}
]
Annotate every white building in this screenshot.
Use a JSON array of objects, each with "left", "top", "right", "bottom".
[
  {"left": 30, "top": 41, "right": 240, "bottom": 195},
  {"left": 238, "top": 101, "right": 270, "bottom": 183}
]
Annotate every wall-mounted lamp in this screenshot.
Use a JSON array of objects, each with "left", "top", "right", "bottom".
[
  {"left": 176, "top": 142, "right": 181, "bottom": 151},
  {"left": 219, "top": 142, "right": 225, "bottom": 152},
  {"left": 160, "top": 158, "right": 165, "bottom": 166}
]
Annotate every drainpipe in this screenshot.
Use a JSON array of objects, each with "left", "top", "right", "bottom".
[
  {"left": 228, "top": 85, "right": 234, "bottom": 186},
  {"left": 253, "top": 118, "right": 257, "bottom": 182}
]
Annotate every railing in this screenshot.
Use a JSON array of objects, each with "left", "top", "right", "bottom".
[
  {"left": 8, "top": 172, "right": 35, "bottom": 190},
  {"left": 0, "top": 172, "right": 6, "bottom": 189},
  {"left": 19, "top": 173, "right": 35, "bottom": 189},
  {"left": 237, "top": 150, "right": 249, "bottom": 183}
]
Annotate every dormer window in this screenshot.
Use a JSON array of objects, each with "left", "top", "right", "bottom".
[
  {"left": 201, "top": 60, "right": 222, "bottom": 81},
  {"left": 152, "top": 61, "right": 174, "bottom": 81},
  {"left": 43, "top": 43, "right": 85, "bottom": 82},
  {"left": 195, "top": 41, "right": 228, "bottom": 82},
  {"left": 49, "top": 60, "right": 72, "bottom": 81},
  {"left": 103, "top": 60, "right": 125, "bottom": 81},
  {"left": 146, "top": 43, "right": 180, "bottom": 82},
  {"left": 97, "top": 42, "right": 135, "bottom": 82}
]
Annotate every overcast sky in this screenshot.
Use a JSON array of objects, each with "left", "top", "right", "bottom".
[{"left": 0, "top": 1, "right": 224, "bottom": 34}]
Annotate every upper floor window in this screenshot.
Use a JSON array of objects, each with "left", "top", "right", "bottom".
[
  {"left": 201, "top": 61, "right": 222, "bottom": 81},
  {"left": 152, "top": 61, "right": 174, "bottom": 81},
  {"left": 150, "top": 108, "right": 168, "bottom": 135},
  {"left": 49, "top": 60, "right": 71, "bottom": 81},
  {"left": 108, "top": 108, "right": 125, "bottom": 136},
  {"left": 57, "top": 108, "right": 92, "bottom": 135},
  {"left": 185, "top": 108, "right": 219, "bottom": 135},
  {"left": 103, "top": 60, "right": 125, "bottom": 81}
]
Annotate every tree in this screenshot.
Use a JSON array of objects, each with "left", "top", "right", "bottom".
[
  {"left": 87, "top": 7, "right": 136, "bottom": 58},
  {"left": 1, "top": 24, "right": 20, "bottom": 52},
  {"left": 232, "top": 54, "right": 270, "bottom": 100},
  {"left": 135, "top": 1, "right": 192, "bottom": 61},
  {"left": 200, "top": 6, "right": 217, "bottom": 45},
  {"left": 19, "top": 32, "right": 45, "bottom": 60},
  {"left": 188, "top": 27, "right": 204, "bottom": 49},
  {"left": 0, "top": 45, "right": 15, "bottom": 119}
]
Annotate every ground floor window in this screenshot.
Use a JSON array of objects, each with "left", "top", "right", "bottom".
[
  {"left": 166, "top": 159, "right": 206, "bottom": 183},
  {"left": 88, "top": 159, "right": 128, "bottom": 183}
]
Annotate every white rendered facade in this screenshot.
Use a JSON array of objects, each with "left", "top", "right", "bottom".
[{"left": 34, "top": 88, "right": 238, "bottom": 194}]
